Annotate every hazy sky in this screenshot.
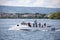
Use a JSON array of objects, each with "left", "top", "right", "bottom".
[{"left": 0, "top": 0, "right": 60, "bottom": 8}]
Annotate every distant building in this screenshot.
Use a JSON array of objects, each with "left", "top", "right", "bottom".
[{"left": 21, "top": 13, "right": 41, "bottom": 18}]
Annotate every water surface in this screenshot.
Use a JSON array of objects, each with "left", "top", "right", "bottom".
[{"left": 0, "top": 19, "right": 60, "bottom": 40}]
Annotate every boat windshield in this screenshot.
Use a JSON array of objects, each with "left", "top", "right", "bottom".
[{"left": 21, "top": 22, "right": 26, "bottom": 25}]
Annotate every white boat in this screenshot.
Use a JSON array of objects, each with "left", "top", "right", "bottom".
[{"left": 8, "top": 22, "right": 52, "bottom": 31}]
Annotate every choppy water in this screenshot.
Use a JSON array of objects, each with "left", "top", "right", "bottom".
[{"left": 0, "top": 19, "right": 60, "bottom": 40}]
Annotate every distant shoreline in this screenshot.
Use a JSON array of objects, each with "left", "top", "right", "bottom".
[{"left": 0, "top": 12, "right": 60, "bottom": 19}]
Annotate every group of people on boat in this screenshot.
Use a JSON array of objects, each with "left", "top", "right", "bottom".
[{"left": 26, "top": 20, "right": 47, "bottom": 27}]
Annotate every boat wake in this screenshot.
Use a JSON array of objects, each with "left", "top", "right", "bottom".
[{"left": 8, "top": 24, "right": 29, "bottom": 30}]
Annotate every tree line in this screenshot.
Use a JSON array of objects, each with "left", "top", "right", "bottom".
[{"left": 48, "top": 12, "right": 60, "bottom": 19}]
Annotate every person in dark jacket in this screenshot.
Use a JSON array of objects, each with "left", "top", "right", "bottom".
[
  {"left": 33, "top": 23, "right": 35, "bottom": 27},
  {"left": 39, "top": 23, "right": 41, "bottom": 27},
  {"left": 34, "top": 20, "right": 37, "bottom": 27},
  {"left": 42, "top": 25, "right": 43, "bottom": 28},
  {"left": 44, "top": 23, "right": 46, "bottom": 27},
  {"left": 28, "top": 22, "right": 31, "bottom": 27}
]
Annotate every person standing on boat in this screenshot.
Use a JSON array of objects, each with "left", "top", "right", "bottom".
[
  {"left": 44, "top": 23, "right": 46, "bottom": 27},
  {"left": 34, "top": 20, "right": 37, "bottom": 27},
  {"left": 39, "top": 23, "right": 41, "bottom": 27},
  {"left": 33, "top": 23, "right": 35, "bottom": 27},
  {"left": 28, "top": 22, "right": 31, "bottom": 27},
  {"left": 42, "top": 25, "right": 43, "bottom": 28}
]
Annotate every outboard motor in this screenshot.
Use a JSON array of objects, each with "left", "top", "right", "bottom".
[{"left": 51, "top": 28, "right": 55, "bottom": 31}]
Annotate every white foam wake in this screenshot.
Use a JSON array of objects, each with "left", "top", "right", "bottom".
[{"left": 8, "top": 24, "right": 28, "bottom": 30}]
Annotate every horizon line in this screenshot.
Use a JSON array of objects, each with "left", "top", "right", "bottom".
[{"left": 0, "top": 5, "right": 60, "bottom": 8}]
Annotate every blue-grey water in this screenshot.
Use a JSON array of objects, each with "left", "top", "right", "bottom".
[{"left": 0, "top": 19, "right": 60, "bottom": 40}]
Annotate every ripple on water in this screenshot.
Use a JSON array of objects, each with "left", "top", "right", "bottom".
[{"left": 0, "top": 30, "right": 60, "bottom": 40}]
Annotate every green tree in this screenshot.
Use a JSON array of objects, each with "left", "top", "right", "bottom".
[{"left": 49, "top": 12, "right": 60, "bottom": 19}]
